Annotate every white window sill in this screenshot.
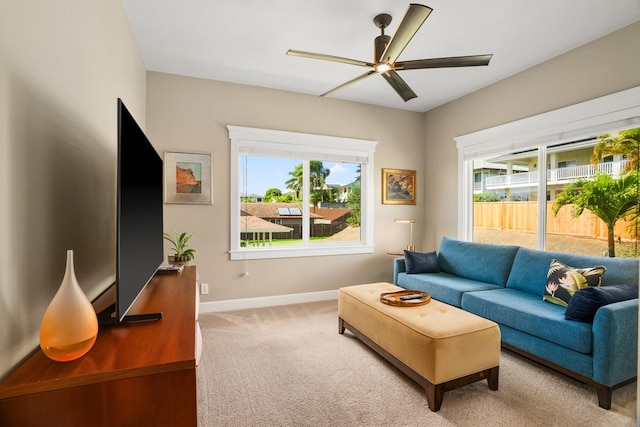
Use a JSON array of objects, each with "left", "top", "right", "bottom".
[{"left": 229, "top": 244, "right": 374, "bottom": 260}]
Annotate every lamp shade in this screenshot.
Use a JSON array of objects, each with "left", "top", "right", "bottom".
[{"left": 394, "top": 219, "right": 416, "bottom": 224}]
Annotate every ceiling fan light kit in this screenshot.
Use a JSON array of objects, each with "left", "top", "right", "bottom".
[{"left": 286, "top": 3, "right": 493, "bottom": 102}]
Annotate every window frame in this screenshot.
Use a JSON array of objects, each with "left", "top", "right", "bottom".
[
  {"left": 455, "top": 86, "right": 640, "bottom": 247},
  {"left": 228, "top": 125, "right": 377, "bottom": 260}
]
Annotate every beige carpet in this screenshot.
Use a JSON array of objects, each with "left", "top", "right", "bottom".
[{"left": 196, "top": 300, "right": 636, "bottom": 426}]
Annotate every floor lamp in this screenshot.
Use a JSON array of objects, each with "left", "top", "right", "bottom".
[{"left": 395, "top": 219, "right": 416, "bottom": 251}]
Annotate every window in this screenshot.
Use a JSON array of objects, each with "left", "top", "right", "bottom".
[
  {"left": 473, "top": 149, "right": 540, "bottom": 249},
  {"left": 228, "top": 126, "right": 377, "bottom": 260},
  {"left": 456, "top": 86, "right": 640, "bottom": 254},
  {"left": 557, "top": 160, "right": 577, "bottom": 168},
  {"left": 472, "top": 138, "right": 636, "bottom": 256}
]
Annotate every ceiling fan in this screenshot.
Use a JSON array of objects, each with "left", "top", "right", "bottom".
[{"left": 286, "top": 4, "right": 493, "bottom": 102}]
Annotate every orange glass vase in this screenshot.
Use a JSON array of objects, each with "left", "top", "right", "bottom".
[{"left": 39, "top": 250, "right": 98, "bottom": 362}]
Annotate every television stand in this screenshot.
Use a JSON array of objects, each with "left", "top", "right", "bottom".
[
  {"left": 0, "top": 266, "right": 200, "bottom": 426},
  {"left": 123, "top": 312, "right": 163, "bottom": 322},
  {"left": 97, "top": 303, "right": 163, "bottom": 325}
]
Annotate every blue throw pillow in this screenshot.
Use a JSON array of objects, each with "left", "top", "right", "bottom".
[
  {"left": 404, "top": 250, "right": 440, "bottom": 274},
  {"left": 565, "top": 284, "right": 638, "bottom": 323}
]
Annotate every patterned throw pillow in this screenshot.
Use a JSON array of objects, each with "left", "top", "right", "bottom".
[{"left": 543, "top": 259, "right": 606, "bottom": 307}]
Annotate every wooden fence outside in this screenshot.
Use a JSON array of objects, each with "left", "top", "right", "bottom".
[{"left": 474, "top": 202, "right": 638, "bottom": 241}]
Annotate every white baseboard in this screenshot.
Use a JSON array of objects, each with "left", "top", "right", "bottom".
[{"left": 199, "top": 289, "right": 338, "bottom": 313}]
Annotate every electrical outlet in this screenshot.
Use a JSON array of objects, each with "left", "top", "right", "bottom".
[{"left": 200, "top": 283, "right": 209, "bottom": 295}]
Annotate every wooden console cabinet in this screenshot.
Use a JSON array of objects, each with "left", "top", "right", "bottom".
[{"left": 0, "top": 266, "right": 200, "bottom": 427}]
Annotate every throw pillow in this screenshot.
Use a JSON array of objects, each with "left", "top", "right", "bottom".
[
  {"left": 565, "top": 284, "right": 638, "bottom": 323},
  {"left": 404, "top": 250, "right": 440, "bottom": 274},
  {"left": 543, "top": 259, "right": 606, "bottom": 307}
]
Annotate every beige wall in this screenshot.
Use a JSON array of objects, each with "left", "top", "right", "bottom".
[
  {"left": 146, "top": 72, "right": 425, "bottom": 302},
  {"left": 0, "top": 0, "right": 146, "bottom": 378},
  {"left": 423, "top": 21, "right": 640, "bottom": 249}
]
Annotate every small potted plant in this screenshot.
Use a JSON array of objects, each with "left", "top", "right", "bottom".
[{"left": 164, "top": 232, "right": 196, "bottom": 265}]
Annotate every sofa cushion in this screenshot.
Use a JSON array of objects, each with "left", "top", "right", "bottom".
[
  {"left": 396, "top": 272, "right": 502, "bottom": 308},
  {"left": 437, "top": 237, "right": 519, "bottom": 287},
  {"left": 498, "top": 323, "right": 593, "bottom": 380},
  {"left": 462, "top": 288, "right": 592, "bottom": 354},
  {"left": 565, "top": 284, "right": 639, "bottom": 323},
  {"left": 404, "top": 250, "right": 440, "bottom": 274},
  {"left": 506, "top": 247, "right": 639, "bottom": 297},
  {"left": 543, "top": 259, "right": 606, "bottom": 307}
]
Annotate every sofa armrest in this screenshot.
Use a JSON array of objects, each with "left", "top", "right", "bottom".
[
  {"left": 592, "top": 298, "right": 638, "bottom": 386},
  {"left": 393, "top": 257, "right": 406, "bottom": 285}
]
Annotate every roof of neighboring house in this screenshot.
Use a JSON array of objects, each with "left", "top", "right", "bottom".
[
  {"left": 240, "top": 214, "right": 293, "bottom": 233},
  {"left": 309, "top": 207, "right": 352, "bottom": 222},
  {"left": 241, "top": 203, "right": 322, "bottom": 219}
]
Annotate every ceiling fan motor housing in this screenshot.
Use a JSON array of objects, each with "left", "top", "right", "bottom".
[{"left": 375, "top": 35, "right": 391, "bottom": 65}]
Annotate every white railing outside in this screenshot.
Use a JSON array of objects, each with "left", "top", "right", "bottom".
[
  {"left": 484, "top": 160, "right": 630, "bottom": 190},
  {"left": 487, "top": 175, "right": 507, "bottom": 186},
  {"left": 485, "top": 171, "right": 537, "bottom": 188}
]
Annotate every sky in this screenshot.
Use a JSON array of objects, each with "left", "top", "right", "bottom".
[{"left": 241, "top": 156, "right": 359, "bottom": 196}]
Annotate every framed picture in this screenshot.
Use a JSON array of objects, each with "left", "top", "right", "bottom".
[
  {"left": 164, "top": 151, "right": 212, "bottom": 204},
  {"left": 382, "top": 168, "right": 416, "bottom": 205}
]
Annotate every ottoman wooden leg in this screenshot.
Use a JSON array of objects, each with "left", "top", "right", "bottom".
[
  {"left": 488, "top": 366, "right": 499, "bottom": 390},
  {"left": 426, "top": 383, "right": 445, "bottom": 412},
  {"left": 338, "top": 317, "right": 345, "bottom": 334},
  {"left": 425, "top": 366, "right": 500, "bottom": 412}
]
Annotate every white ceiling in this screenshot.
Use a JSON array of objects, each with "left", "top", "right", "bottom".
[{"left": 122, "top": 1, "right": 640, "bottom": 113}]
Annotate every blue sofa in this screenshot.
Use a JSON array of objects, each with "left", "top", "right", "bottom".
[{"left": 393, "top": 236, "right": 639, "bottom": 409}]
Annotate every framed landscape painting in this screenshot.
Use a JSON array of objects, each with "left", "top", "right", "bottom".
[
  {"left": 382, "top": 168, "right": 416, "bottom": 205},
  {"left": 164, "top": 151, "right": 212, "bottom": 204}
]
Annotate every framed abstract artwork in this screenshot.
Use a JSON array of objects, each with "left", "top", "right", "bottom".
[
  {"left": 382, "top": 168, "right": 416, "bottom": 205},
  {"left": 164, "top": 151, "right": 212, "bottom": 204}
]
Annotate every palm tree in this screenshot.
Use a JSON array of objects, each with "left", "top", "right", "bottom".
[
  {"left": 285, "top": 164, "right": 303, "bottom": 200},
  {"left": 310, "top": 161, "right": 330, "bottom": 206},
  {"left": 591, "top": 128, "right": 640, "bottom": 172},
  {"left": 285, "top": 161, "right": 330, "bottom": 206},
  {"left": 591, "top": 128, "right": 640, "bottom": 246},
  {"left": 552, "top": 171, "right": 639, "bottom": 257}
]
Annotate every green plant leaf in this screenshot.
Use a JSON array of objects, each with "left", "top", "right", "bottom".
[{"left": 163, "top": 231, "right": 195, "bottom": 259}]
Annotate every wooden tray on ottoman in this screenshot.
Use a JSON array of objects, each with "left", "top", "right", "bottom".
[{"left": 380, "top": 290, "right": 431, "bottom": 307}]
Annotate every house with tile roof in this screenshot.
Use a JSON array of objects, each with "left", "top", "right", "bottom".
[{"left": 241, "top": 203, "right": 352, "bottom": 239}]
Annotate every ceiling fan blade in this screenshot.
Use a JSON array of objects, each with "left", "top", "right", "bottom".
[
  {"left": 381, "top": 70, "right": 417, "bottom": 102},
  {"left": 399, "top": 54, "right": 493, "bottom": 70},
  {"left": 287, "top": 50, "right": 373, "bottom": 68},
  {"left": 321, "top": 71, "right": 376, "bottom": 97},
  {"left": 379, "top": 4, "right": 432, "bottom": 64}
]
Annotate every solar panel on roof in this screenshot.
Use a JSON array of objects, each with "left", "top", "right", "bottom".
[{"left": 277, "top": 207, "right": 302, "bottom": 216}]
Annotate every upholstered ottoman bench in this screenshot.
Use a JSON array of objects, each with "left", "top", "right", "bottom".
[{"left": 338, "top": 282, "right": 500, "bottom": 411}]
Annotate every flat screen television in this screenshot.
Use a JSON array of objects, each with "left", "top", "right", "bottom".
[{"left": 97, "top": 99, "right": 164, "bottom": 324}]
